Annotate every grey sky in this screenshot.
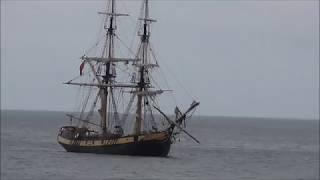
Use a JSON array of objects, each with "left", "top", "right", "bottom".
[{"left": 1, "top": 0, "right": 319, "bottom": 119}]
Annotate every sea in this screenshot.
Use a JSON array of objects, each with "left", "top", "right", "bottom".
[{"left": 1, "top": 110, "right": 319, "bottom": 180}]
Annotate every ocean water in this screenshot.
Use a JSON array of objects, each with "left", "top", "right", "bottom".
[{"left": 1, "top": 110, "right": 319, "bottom": 180}]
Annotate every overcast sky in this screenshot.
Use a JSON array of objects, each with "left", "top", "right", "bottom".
[{"left": 1, "top": 0, "right": 319, "bottom": 120}]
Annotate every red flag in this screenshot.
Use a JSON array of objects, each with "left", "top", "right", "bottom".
[{"left": 80, "top": 62, "right": 85, "bottom": 76}]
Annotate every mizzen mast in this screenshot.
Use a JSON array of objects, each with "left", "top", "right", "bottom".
[{"left": 65, "top": 0, "right": 133, "bottom": 135}]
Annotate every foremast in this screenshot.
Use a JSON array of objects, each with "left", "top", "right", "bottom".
[{"left": 134, "top": 0, "right": 157, "bottom": 135}]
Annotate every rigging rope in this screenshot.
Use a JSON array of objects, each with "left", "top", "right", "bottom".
[
  {"left": 118, "top": 0, "right": 140, "bottom": 55},
  {"left": 150, "top": 42, "right": 197, "bottom": 102},
  {"left": 145, "top": 96, "right": 157, "bottom": 131},
  {"left": 110, "top": 89, "right": 121, "bottom": 128},
  {"left": 120, "top": 94, "right": 136, "bottom": 127},
  {"left": 80, "top": 78, "right": 96, "bottom": 120},
  {"left": 115, "top": 34, "right": 137, "bottom": 57},
  {"left": 84, "top": 90, "right": 101, "bottom": 128}
]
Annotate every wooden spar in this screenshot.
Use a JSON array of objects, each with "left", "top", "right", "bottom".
[
  {"left": 175, "top": 101, "right": 200, "bottom": 124},
  {"left": 64, "top": 82, "right": 138, "bottom": 88},
  {"left": 81, "top": 56, "right": 140, "bottom": 63},
  {"left": 66, "top": 114, "right": 101, "bottom": 127},
  {"left": 98, "top": 12, "right": 129, "bottom": 17},
  {"left": 131, "top": 90, "right": 165, "bottom": 96},
  {"left": 123, "top": 89, "right": 171, "bottom": 95},
  {"left": 138, "top": 18, "right": 156, "bottom": 22},
  {"left": 133, "top": 63, "right": 159, "bottom": 68},
  {"left": 153, "top": 105, "right": 200, "bottom": 144}
]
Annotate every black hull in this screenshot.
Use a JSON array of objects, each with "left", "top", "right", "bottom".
[{"left": 59, "top": 138, "right": 171, "bottom": 157}]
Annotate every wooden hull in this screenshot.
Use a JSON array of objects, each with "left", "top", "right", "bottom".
[{"left": 57, "top": 131, "right": 172, "bottom": 157}]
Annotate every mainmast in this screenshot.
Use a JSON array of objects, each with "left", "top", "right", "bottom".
[
  {"left": 134, "top": 0, "right": 154, "bottom": 135},
  {"left": 65, "top": 0, "right": 134, "bottom": 135},
  {"left": 100, "top": 0, "right": 116, "bottom": 134}
]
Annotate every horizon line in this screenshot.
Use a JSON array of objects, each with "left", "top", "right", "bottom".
[{"left": 1, "top": 108, "right": 318, "bottom": 121}]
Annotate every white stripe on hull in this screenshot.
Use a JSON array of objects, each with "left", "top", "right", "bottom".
[{"left": 57, "top": 131, "right": 170, "bottom": 147}]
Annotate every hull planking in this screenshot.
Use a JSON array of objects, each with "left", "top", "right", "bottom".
[{"left": 57, "top": 130, "right": 172, "bottom": 157}]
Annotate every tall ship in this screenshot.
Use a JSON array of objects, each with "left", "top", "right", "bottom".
[{"left": 57, "top": 0, "right": 199, "bottom": 157}]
